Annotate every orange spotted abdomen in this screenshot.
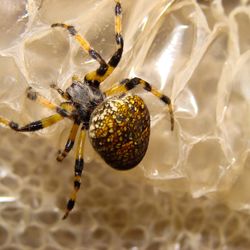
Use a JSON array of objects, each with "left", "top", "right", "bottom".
[{"left": 89, "top": 94, "right": 150, "bottom": 170}]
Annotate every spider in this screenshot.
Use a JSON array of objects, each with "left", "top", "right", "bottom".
[{"left": 0, "top": 0, "right": 174, "bottom": 219}]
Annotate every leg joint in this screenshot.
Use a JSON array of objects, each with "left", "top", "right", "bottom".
[
  {"left": 9, "top": 121, "right": 18, "bottom": 130},
  {"left": 74, "top": 180, "right": 81, "bottom": 190},
  {"left": 65, "top": 140, "right": 74, "bottom": 152},
  {"left": 160, "top": 95, "right": 171, "bottom": 105},
  {"left": 26, "top": 87, "right": 37, "bottom": 101},
  {"left": 143, "top": 82, "right": 152, "bottom": 92},
  {"left": 125, "top": 78, "right": 140, "bottom": 90},
  {"left": 56, "top": 107, "right": 70, "bottom": 117},
  {"left": 115, "top": 2, "right": 122, "bottom": 15},
  {"left": 108, "top": 48, "right": 123, "bottom": 67},
  {"left": 67, "top": 199, "right": 75, "bottom": 210},
  {"left": 115, "top": 34, "right": 124, "bottom": 47},
  {"left": 67, "top": 25, "right": 77, "bottom": 36}
]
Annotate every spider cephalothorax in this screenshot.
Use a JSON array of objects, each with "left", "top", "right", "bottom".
[
  {"left": 65, "top": 80, "right": 105, "bottom": 126},
  {"left": 0, "top": 0, "right": 174, "bottom": 219}
]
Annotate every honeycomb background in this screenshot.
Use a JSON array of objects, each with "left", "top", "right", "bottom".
[{"left": 0, "top": 0, "right": 250, "bottom": 249}]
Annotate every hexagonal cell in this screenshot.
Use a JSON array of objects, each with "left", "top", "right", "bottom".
[
  {"left": 184, "top": 207, "right": 205, "bottom": 232},
  {"left": 122, "top": 227, "right": 146, "bottom": 249},
  {"left": 1, "top": 205, "right": 24, "bottom": 224},
  {"left": 18, "top": 225, "right": 44, "bottom": 248},
  {"left": 0, "top": 175, "right": 20, "bottom": 191},
  {"left": 200, "top": 222, "right": 222, "bottom": 249},
  {"left": 52, "top": 228, "right": 78, "bottom": 248},
  {"left": 35, "top": 210, "right": 60, "bottom": 225},
  {"left": 19, "top": 188, "right": 42, "bottom": 209},
  {"left": 91, "top": 227, "right": 112, "bottom": 245},
  {"left": 0, "top": 224, "right": 8, "bottom": 246}
]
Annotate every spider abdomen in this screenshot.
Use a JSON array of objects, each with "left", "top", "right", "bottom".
[{"left": 89, "top": 94, "right": 150, "bottom": 170}]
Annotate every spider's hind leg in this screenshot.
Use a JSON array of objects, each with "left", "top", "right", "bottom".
[{"left": 62, "top": 127, "right": 86, "bottom": 219}]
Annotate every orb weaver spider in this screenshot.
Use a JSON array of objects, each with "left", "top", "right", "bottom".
[{"left": 0, "top": 0, "right": 174, "bottom": 219}]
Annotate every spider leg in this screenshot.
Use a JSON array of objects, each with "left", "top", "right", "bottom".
[
  {"left": 50, "top": 74, "right": 82, "bottom": 101},
  {"left": 63, "top": 126, "right": 86, "bottom": 219},
  {"left": 52, "top": 1, "right": 123, "bottom": 87},
  {"left": 84, "top": 0, "right": 124, "bottom": 85},
  {"left": 57, "top": 121, "right": 80, "bottom": 162},
  {"left": 51, "top": 23, "right": 107, "bottom": 67},
  {"left": 0, "top": 113, "right": 64, "bottom": 132},
  {"left": 26, "top": 87, "right": 72, "bottom": 118},
  {"left": 109, "top": 0, "right": 123, "bottom": 65},
  {"left": 50, "top": 83, "right": 70, "bottom": 100},
  {"left": 105, "top": 77, "right": 174, "bottom": 130}
]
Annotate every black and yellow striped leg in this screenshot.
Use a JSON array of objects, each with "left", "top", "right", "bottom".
[
  {"left": 0, "top": 113, "right": 64, "bottom": 132},
  {"left": 26, "top": 87, "right": 72, "bottom": 118},
  {"left": 57, "top": 121, "right": 80, "bottom": 161},
  {"left": 50, "top": 83, "right": 70, "bottom": 100},
  {"left": 62, "top": 127, "right": 86, "bottom": 219},
  {"left": 84, "top": 0, "right": 124, "bottom": 85},
  {"left": 51, "top": 23, "right": 107, "bottom": 67},
  {"left": 105, "top": 77, "right": 174, "bottom": 130},
  {"left": 108, "top": 0, "right": 123, "bottom": 67},
  {"left": 51, "top": 1, "right": 124, "bottom": 87}
]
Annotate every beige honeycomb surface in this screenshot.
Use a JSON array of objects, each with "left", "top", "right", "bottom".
[{"left": 0, "top": 0, "right": 250, "bottom": 249}]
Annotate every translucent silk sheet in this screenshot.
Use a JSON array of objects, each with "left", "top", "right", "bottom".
[
  {"left": 0, "top": 1, "right": 250, "bottom": 248},
  {"left": 1, "top": 0, "right": 249, "bottom": 206}
]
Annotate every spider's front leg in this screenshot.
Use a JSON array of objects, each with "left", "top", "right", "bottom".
[
  {"left": 50, "top": 75, "right": 83, "bottom": 101},
  {"left": 50, "top": 83, "right": 70, "bottom": 100},
  {"left": 51, "top": 23, "right": 107, "bottom": 70},
  {"left": 51, "top": 0, "right": 124, "bottom": 87},
  {"left": 62, "top": 126, "right": 86, "bottom": 219},
  {"left": 26, "top": 87, "right": 72, "bottom": 117},
  {"left": 85, "top": 0, "right": 124, "bottom": 84}
]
